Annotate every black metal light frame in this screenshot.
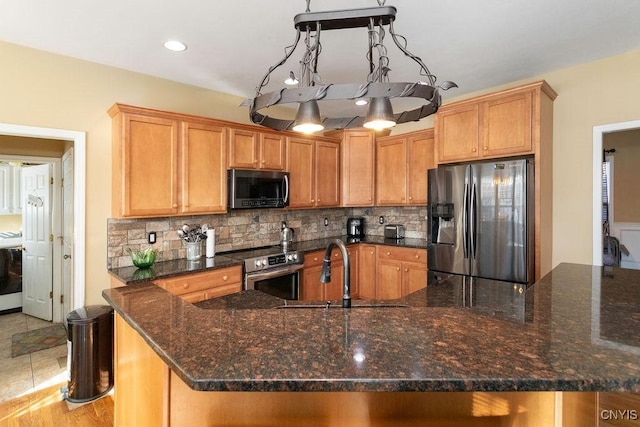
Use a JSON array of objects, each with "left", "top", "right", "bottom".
[{"left": 245, "top": 5, "right": 457, "bottom": 132}]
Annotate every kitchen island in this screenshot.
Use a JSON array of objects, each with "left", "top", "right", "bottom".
[{"left": 102, "top": 263, "right": 640, "bottom": 426}]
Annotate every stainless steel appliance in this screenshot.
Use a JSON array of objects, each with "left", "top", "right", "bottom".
[
  {"left": 427, "top": 158, "right": 534, "bottom": 285},
  {"left": 346, "top": 217, "right": 364, "bottom": 238},
  {"left": 227, "top": 169, "right": 289, "bottom": 209},
  {"left": 232, "top": 246, "right": 304, "bottom": 300},
  {"left": 384, "top": 224, "right": 405, "bottom": 239}
]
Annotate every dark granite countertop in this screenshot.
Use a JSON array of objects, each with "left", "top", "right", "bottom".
[
  {"left": 108, "top": 235, "right": 426, "bottom": 285},
  {"left": 102, "top": 262, "right": 640, "bottom": 393}
]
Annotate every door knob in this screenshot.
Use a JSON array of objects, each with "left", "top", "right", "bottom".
[{"left": 64, "top": 254, "right": 71, "bottom": 259}]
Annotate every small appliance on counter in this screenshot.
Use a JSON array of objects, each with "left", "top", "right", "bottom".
[
  {"left": 280, "top": 221, "right": 295, "bottom": 247},
  {"left": 346, "top": 217, "right": 365, "bottom": 239},
  {"left": 384, "top": 224, "right": 405, "bottom": 239}
]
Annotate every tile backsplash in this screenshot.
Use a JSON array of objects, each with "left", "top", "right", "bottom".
[{"left": 107, "top": 206, "right": 427, "bottom": 268}]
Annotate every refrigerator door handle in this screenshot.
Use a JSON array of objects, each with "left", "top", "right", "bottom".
[
  {"left": 462, "top": 181, "right": 469, "bottom": 259},
  {"left": 470, "top": 183, "right": 478, "bottom": 259}
]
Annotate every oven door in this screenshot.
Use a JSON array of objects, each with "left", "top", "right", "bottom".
[{"left": 245, "top": 264, "right": 303, "bottom": 300}]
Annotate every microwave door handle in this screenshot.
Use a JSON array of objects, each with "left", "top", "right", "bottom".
[{"left": 283, "top": 175, "right": 289, "bottom": 204}]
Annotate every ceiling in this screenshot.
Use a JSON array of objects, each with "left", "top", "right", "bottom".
[{"left": 2, "top": 0, "right": 639, "bottom": 122}]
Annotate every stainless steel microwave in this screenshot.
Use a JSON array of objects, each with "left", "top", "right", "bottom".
[{"left": 227, "top": 169, "right": 289, "bottom": 209}]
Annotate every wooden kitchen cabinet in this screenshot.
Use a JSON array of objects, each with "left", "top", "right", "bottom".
[
  {"left": 110, "top": 104, "right": 228, "bottom": 218},
  {"left": 375, "top": 246, "right": 427, "bottom": 299},
  {"left": 154, "top": 266, "right": 242, "bottom": 303},
  {"left": 301, "top": 246, "right": 357, "bottom": 301},
  {"left": 436, "top": 82, "right": 545, "bottom": 164},
  {"left": 376, "top": 129, "right": 434, "bottom": 206},
  {"left": 227, "top": 128, "right": 286, "bottom": 171},
  {"left": 286, "top": 136, "right": 340, "bottom": 209},
  {"left": 340, "top": 129, "right": 376, "bottom": 206},
  {"left": 357, "top": 244, "right": 377, "bottom": 299}
]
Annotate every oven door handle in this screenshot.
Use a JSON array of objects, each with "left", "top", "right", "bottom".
[{"left": 246, "top": 263, "right": 304, "bottom": 282}]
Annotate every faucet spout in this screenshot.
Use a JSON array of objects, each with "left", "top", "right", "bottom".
[{"left": 319, "top": 238, "right": 351, "bottom": 308}]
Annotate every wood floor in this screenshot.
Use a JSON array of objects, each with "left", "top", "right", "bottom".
[{"left": 0, "top": 382, "right": 113, "bottom": 426}]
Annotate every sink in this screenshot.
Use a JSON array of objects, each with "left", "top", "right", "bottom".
[{"left": 276, "top": 302, "right": 409, "bottom": 309}]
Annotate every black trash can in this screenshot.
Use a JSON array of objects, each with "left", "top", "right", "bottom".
[{"left": 64, "top": 305, "right": 114, "bottom": 403}]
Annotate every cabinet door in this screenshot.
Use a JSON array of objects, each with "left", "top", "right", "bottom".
[
  {"left": 181, "top": 122, "right": 227, "bottom": 214},
  {"left": 301, "top": 265, "right": 325, "bottom": 301},
  {"left": 228, "top": 128, "right": 258, "bottom": 169},
  {"left": 287, "top": 137, "right": 315, "bottom": 208},
  {"left": 435, "top": 103, "right": 480, "bottom": 163},
  {"left": 357, "top": 245, "right": 376, "bottom": 299},
  {"left": 121, "top": 114, "right": 179, "bottom": 217},
  {"left": 482, "top": 90, "right": 533, "bottom": 157},
  {"left": 402, "top": 262, "right": 427, "bottom": 295},
  {"left": 341, "top": 130, "right": 375, "bottom": 206},
  {"left": 376, "top": 137, "right": 407, "bottom": 205},
  {"left": 347, "top": 246, "right": 358, "bottom": 299},
  {"left": 315, "top": 140, "right": 340, "bottom": 207},
  {"left": 406, "top": 131, "right": 434, "bottom": 205},
  {"left": 0, "top": 166, "right": 10, "bottom": 214},
  {"left": 259, "top": 133, "right": 286, "bottom": 170},
  {"left": 376, "top": 259, "right": 403, "bottom": 299}
]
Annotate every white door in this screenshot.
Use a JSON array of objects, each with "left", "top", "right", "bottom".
[
  {"left": 22, "top": 164, "right": 53, "bottom": 321},
  {"left": 62, "top": 149, "right": 74, "bottom": 324}
]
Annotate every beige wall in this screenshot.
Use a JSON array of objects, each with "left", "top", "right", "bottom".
[
  {"left": 604, "top": 129, "right": 640, "bottom": 223},
  {"left": 1, "top": 39, "right": 639, "bottom": 304},
  {"left": 0, "top": 215, "right": 22, "bottom": 233}
]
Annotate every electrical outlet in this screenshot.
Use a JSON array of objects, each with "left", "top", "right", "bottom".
[
  {"left": 148, "top": 232, "right": 156, "bottom": 244},
  {"left": 324, "top": 218, "right": 329, "bottom": 227},
  {"left": 379, "top": 216, "right": 385, "bottom": 225}
]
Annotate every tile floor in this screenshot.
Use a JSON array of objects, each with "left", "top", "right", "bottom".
[{"left": 0, "top": 311, "right": 68, "bottom": 404}]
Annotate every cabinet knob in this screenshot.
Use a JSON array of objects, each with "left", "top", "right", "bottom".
[
  {"left": 313, "top": 256, "right": 318, "bottom": 261},
  {"left": 334, "top": 253, "right": 339, "bottom": 258},
  {"left": 311, "top": 199, "right": 315, "bottom": 203},
  {"left": 483, "top": 146, "right": 488, "bottom": 150},
  {"left": 370, "top": 251, "right": 374, "bottom": 255},
  {"left": 396, "top": 267, "right": 400, "bottom": 271},
  {"left": 183, "top": 283, "right": 189, "bottom": 289},
  {"left": 173, "top": 204, "right": 178, "bottom": 208},
  {"left": 368, "top": 198, "right": 372, "bottom": 201},
  {"left": 386, "top": 251, "right": 390, "bottom": 256},
  {"left": 222, "top": 275, "right": 228, "bottom": 281},
  {"left": 261, "top": 160, "right": 265, "bottom": 164},
  {"left": 405, "top": 268, "right": 409, "bottom": 272},
  {"left": 409, "top": 196, "right": 413, "bottom": 200},
  {"left": 472, "top": 148, "right": 477, "bottom": 152},
  {"left": 415, "top": 254, "right": 420, "bottom": 259}
]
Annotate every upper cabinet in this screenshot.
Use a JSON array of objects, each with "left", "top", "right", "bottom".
[
  {"left": 340, "top": 130, "right": 376, "bottom": 207},
  {"left": 435, "top": 81, "right": 554, "bottom": 164},
  {"left": 228, "top": 128, "right": 286, "bottom": 171},
  {"left": 286, "top": 136, "right": 340, "bottom": 209},
  {"left": 109, "top": 104, "right": 227, "bottom": 218},
  {"left": 376, "top": 129, "right": 434, "bottom": 206}
]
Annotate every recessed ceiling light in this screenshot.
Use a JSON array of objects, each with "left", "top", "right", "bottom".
[
  {"left": 355, "top": 99, "right": 368, "bottom": 106},
  {"left": 163, "top": 40, "right": 187, "bottom": 52}
]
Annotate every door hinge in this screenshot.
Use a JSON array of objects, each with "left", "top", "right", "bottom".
[
  {"left": 49, "top": 291, "right": 53, "bottom": 299},
  {"left": 61, "top": 177, "right": 64, "bottom": 187},
  {"left": 60, "top": 294, "right": 64, "bottom": 304},
  {"left": 50, "top": 234, "right": 54, "bottom": 241},
  {"left": 50, "top": 177, "right": 54, "bottom": 185}
]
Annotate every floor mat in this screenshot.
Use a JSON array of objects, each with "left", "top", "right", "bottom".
[{"left": 11, "top": 324, "right": 67, "bottom": 357}]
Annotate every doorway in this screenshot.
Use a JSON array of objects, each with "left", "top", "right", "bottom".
[
  {"left": 592, "top": 119, "right": 640, "bottom": 266},
  {"left": 0, "top": 123, "right": 86, "bottom": 321}
]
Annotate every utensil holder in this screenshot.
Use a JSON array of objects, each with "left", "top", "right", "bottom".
[{"left": 184, "top": 241, "right": 202, "bottom": 261}]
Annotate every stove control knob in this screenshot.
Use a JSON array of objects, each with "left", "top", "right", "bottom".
[
  {"left": 261, "top": 259, "right": 268, "bottom": 267},
  {"left": 292, "top": 254, "right": 298, "bottom": 261},
  {"left": 254, "top": 260, "right": 262, "bottom": 268}
]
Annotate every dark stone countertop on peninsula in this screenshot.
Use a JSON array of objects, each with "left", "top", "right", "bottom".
[
  {"left": 102, "top": 262, "right": 640, "bottom": 393},
  {"left": 108, "top": 235, "right": 427, "bottom": 285}
]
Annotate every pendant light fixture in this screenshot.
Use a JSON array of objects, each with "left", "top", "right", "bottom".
[{"left": 244, "top": 0, "right": 457, "bottom": 133}]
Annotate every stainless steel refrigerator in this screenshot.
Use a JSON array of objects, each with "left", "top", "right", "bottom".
[{"left": 427, "top": 158, "right": 534, "bottom": 285}]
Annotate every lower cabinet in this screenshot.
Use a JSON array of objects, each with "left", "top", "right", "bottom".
[
  {"left": 301, "top": 246, "right": 358, "bottom": 301},
  {"left": 153, "top": 265, "right": 242, "bottom": 303},
  {"left": 358, "top": 245, "right": 427, "bottom": 300}
]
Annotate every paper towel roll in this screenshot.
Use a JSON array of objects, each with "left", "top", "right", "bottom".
[{"left": 206, "top": 229, "right": 215, "bottom": 258}]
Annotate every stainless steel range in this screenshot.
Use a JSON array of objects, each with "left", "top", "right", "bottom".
[{"left": 228, "top": 246, "right": 304, "bottom": 300}]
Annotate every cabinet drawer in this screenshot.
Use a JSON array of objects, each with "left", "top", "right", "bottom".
[
  {"left": 304, "top": 247, "right": 355, "bottom": 268},
  {"left": 377, "top": 246, "right": 427, "bottom": 263},
  {"left": 155, "top": 266, "right": 242, "bottom": 296}
]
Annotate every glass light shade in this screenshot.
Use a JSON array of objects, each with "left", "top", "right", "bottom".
[
  {"left": 363, "top": 97, "right": 396, "bottom": 131},
  {"left": 292, "top": 101, "right": 324, "bottom": 134}
]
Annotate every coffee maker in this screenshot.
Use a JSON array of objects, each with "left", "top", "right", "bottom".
[{"left": 346, "top": 217, "right": 365, "bottom": 239}]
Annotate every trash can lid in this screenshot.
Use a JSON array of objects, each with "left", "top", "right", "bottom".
[{"left": 67, "top": 305, "right": 113, "bottom": 324}]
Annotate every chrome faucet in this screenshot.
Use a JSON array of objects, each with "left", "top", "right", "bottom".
[{"left": 319, "top": 238, "right": 351, "bottom": 308}]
